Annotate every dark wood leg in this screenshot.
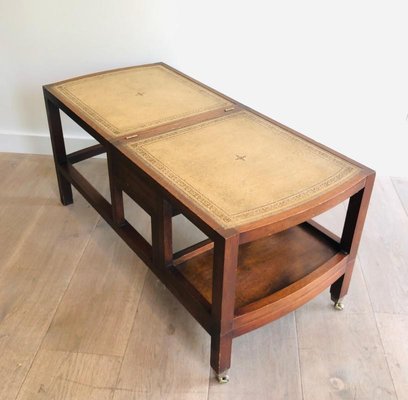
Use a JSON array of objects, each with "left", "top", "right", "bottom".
[
  {"left": 210, "top": 233, "right": 239, "bottom": 381},
  {"left": 107, "top": 150, "right": 125, "bottom": 226},
  {"left": 44, "top": 96, "right": 73, "bottom": 205},
  {"left": 151, "top": 198, "right": 173, "bottom": 268},
  {"left": 331, "top": 173, "right": 375, "bottom": 302},
  {"left": 211, "top": 332, "right": 233, "bottom": 381}
]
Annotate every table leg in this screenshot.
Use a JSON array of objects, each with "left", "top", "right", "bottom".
[
  {"left": 331, "top": 173, "right": 375, "bottom": 305},
  {"left": 107, "top": 149, "right": 125, "bottom": 226},
  {"left": 151, "top": 198, "right": 173, "bottom": 268},
  {"left": 210, "top": 233, "right": 239, "bottom": 381},
  {"left": 44, "top": 96, "right": 73, "bottom": 205}
]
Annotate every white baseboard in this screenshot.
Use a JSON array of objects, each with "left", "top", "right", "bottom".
[{"left": 0, "top": 131, "right": 98, "bottom": 155}]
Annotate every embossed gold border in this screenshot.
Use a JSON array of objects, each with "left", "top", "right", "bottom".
[
  {"left": 52, "top": 65, "right": 232, "bottom": 137},
  {"left": 127, "top": 111, "right": 360, "bottom": 228}
]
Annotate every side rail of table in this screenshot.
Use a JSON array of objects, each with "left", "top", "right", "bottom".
[
  {"left": 44, "top": 88, "right": 216, "bottom": 335},
  {"left": 43, "top": 89, "right": 153, "bottom": 267}
]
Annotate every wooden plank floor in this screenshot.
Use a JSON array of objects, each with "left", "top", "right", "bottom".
[{"left": 0, "top": 153, "right": 407, "bottom": 400}]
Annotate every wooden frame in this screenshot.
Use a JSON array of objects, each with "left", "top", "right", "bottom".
[{"left": 43, "top": 63, "right": 375, "bottom": 381}]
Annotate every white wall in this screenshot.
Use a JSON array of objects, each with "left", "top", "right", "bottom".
[{"left": 1, "top": 1, "right": 407, "bottom": 176}]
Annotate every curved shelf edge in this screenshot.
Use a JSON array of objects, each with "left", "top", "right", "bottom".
[{"left": 232, "top": 253, "right": 348, "bottom": 337}]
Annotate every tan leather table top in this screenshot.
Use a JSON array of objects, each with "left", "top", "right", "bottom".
[
  {"left": 49, "top": 65, "right": 232, "bottom": 138},
  {"left": 122, "top": 111, "right": 360, "bottom": 228},
  {"left": 48, "top": 64, "right": 362, "bottom": 229}
]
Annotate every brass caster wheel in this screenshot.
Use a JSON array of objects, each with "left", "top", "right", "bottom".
[
  {"left": 334, "top": 301, "right": 344, "bottom": 311},
  {"left": 216, "top": 374, "right": 230, "bottom": 384}
]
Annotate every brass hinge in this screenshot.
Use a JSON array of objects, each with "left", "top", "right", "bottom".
[{"left": 125, "top": 134, "right": 139, "bottom": 140}]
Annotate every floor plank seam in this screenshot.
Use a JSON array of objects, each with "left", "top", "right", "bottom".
[
  {"left": 373, "top": 311, "right": 408, "bottom": 316},
  {"left": 391, "top": 178, "right": 408, "bottom": 218},
  {"left": 357, "top": 254, "right": 399, "bottom": 399},
  {"left": 37, "top": 349, "right": 127, "bottom": 358},
  {"left": 112, "top": 387, "right": 135, "bottom": 395},
  {"left": 6, "top": 206, "right": 53, "bottom": 400},
  {"left": 0, "top": 203, "right": 45, "bottom": 278},
  {"left": 12, "top": 212, "right": 102, "bottom": 400},
  {"left": 294, "top": 311, "right": 305, "bottom": 400},
  {"left": 205, "top": 365, "right": 212, "bottom": 400},
  {"left": 372, "top": 312, "right": 400, "bottom": 400},
  {"left": 113, "top": 270, "right": 149, "bottom": 391},
  {"left": 40, "top": 212, "right": 103, "bottom": 344},
  {"left": 61, "top": 376, "right": 118, "bottom": 392}
]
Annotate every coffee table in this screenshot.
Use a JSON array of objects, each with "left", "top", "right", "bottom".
[{"left": 43, "top": 63, "right": 375, "bottom": 383}]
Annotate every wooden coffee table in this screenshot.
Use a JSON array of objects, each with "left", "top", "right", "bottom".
[{"left": 43, "top": 63, "right": 375, "bottom": 383}]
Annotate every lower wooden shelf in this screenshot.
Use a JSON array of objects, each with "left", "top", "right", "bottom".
[{"left": 175, "top": 223, "right": 346, "bottom": 324}]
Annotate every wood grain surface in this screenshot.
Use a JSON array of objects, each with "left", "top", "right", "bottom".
[
  {"left": 208, "top": 314, "right": 302, "bottom": 400},
  {"left": 296, "top": 198, "right": 397, "bottom": 400},
  {"left": 16, "top": 350, "right": 121, "bottom": 400},
  {"left": 0, "top": 155, "right": 106, "bottom": 400},
  {"left": 177, "top": 224, "right": 338, "bottom": 309},
  {"left": 116, "top": 272, "right": 210, "bottom": 400},
  {"left": 393, "top": 177, "right": 408, "bottom": 214},
  {"left": 1, "top": 154, "right": 407, "bottom": 399},
  {"left": 41, "top": 220, "right": 147, "bottom": 356},
  {"left": 376, "top": 313, "right": 408, "bottom": 400},
  {"left": 358, "top": 177, "right": 408, "bottom": 314}
]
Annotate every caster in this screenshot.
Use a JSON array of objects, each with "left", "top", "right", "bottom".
[
  {"left": 216, "top": 373, "right": 230, "bottom": 384},
  {"left": 334, "top": 301, "right": 344, "bottom": 311}
]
